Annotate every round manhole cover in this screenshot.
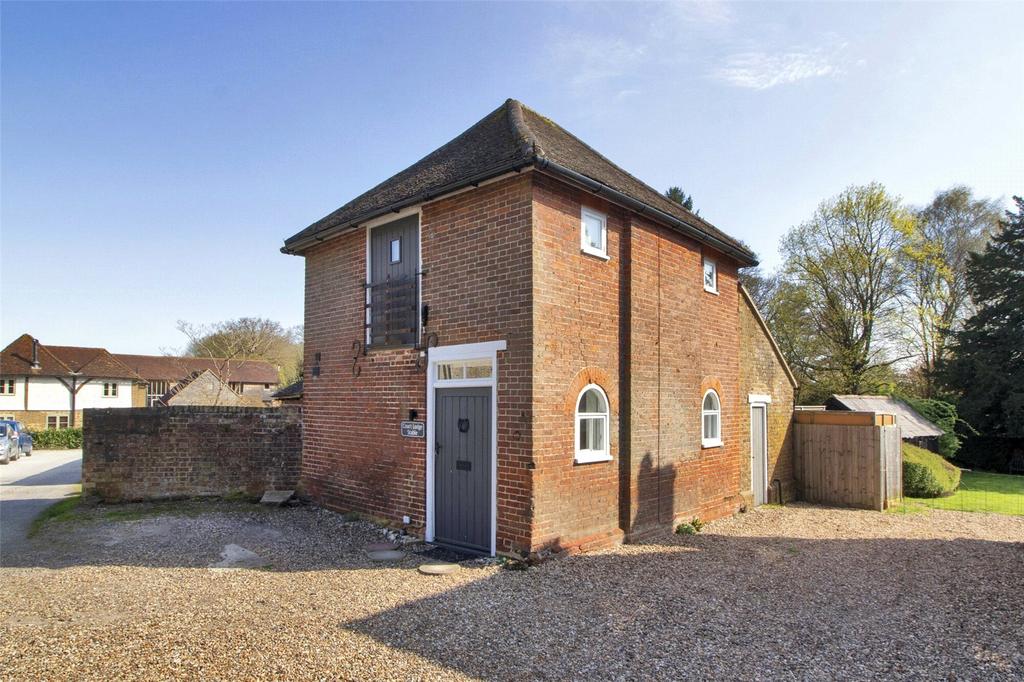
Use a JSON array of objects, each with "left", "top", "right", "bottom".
[{"left": 418, "top": 562, "right": 459, "bottom": 575}]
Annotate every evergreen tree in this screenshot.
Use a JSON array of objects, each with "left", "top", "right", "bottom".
[
  {"left": 664, "top": 186, "right": 696, "bottom": 213},
  {"left": 939, "top": 196, "right": 1024, "bottom": 470}
]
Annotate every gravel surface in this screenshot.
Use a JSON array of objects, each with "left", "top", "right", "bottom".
[{"left": 2, "top": 501, "right": 1022, "bottom": 680}]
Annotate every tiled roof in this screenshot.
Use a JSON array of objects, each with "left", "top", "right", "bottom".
[
  {"left": 113, "top": 354, "right": 279, "bottom": 384},
  {"left": 0, "top": 334, "right": 278, "bottom": 385},
  {"left": 283, "top": 99, "right": 756, "bottom": 265},
  {"left": 0, "top": 334, "right": 142, "bottom": 380}
]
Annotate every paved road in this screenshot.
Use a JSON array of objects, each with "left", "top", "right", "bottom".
[{"left": 0, "top": 449, "right": 82, "bottom": 563}]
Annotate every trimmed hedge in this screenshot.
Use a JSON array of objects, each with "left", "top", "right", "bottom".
[
  {"left": 903, "top": 442, "right": 961, "bottom": 497},
  {"left": 28, "top": 427, "right": 83, "bottom": 450}
]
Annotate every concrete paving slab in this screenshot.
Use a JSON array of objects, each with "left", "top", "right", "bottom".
[
  {"left": 210, "top": 544, "right": 267, "bottom": 569},
  {"left": 366, "top": 549, "right": 406, "bottom": 562},
  {"left": 260, "top": 490, "right": 294, "bottom": 506}
]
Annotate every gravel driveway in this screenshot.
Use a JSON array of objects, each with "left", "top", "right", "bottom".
[{"left": 1, "top": 501, "right": 1021, "bottom": 680}]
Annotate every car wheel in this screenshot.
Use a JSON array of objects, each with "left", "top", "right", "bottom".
[{"left": 0, "top": 452, "right": 9, "bottom": 465}]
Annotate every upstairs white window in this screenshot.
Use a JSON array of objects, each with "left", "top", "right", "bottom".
[
  {"left": 581, "top": 207, "right": 608, "bottom": 259},
  {"left": 575, "top": 384, "right": 611, "bottom": 464},
  {"left": 703, "top": 258, "right": 718, "bottom": 294},
  {"left": 702, "top": 389, "right": 722, "bottom": 448},
  {"left": 0, "top": 379, "right": 15, "bottom": 395},
  {"left": 103, "top": 383, "right": 118, "bottom": 397}
]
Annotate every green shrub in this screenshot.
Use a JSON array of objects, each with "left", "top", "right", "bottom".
[
  {"left": 29, "top": 428, "right": 83, "bottom": 449},
  {"left": 675, "top": 518, "right": 704, "bottom": 535},
  {"left": 903, "top": 442, "right": 961, "bottom": 497}
]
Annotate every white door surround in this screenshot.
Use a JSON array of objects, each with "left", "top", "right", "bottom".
[{"left": 425, "top": 340, "right": 505, "bottom": 556}]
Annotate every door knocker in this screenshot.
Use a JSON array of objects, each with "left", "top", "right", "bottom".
[{"left": 458, "top": 418, "right": 470, "bottom": 433}]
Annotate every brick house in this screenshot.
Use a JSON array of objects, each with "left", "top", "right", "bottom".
[{"left": 282, "top": 99, "right": 797, "bottom": 557}]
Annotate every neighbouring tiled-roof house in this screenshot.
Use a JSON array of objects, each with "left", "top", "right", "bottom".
[
  {"left": 0, "top": 334, "right": 281, "bottom": 428},
  {"left": 0, "top": 334, "right": 145, "bottom": 430},
  {"left": 283, "top": 99, "right": 798, "bottom": 557}
]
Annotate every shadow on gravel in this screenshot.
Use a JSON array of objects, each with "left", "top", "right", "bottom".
[
  {"left": 1, "top": 499, "right": 465, "bottom": 572},
  {"left": 343, "top": 533, "right": 1024, "bottom": 679}
]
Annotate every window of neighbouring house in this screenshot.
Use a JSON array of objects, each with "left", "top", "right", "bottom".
[
  {"left": 575, "top": 384, "right": 611, "bottom": 464},
  {"left": 580, "top": 207, "right": 608, "bottom": 259},
  {"left": 147, "top": 381, "right": 168, "bottom": 406},
  {"left": 0, "top": 379, "right": 15, "bottom": 395},
  {"left": 702, "top": 389, "right": 722, "bottom": 447},
  {"left": 367, "top": 214, "right": 420, "bottom": 348},
  {"left": 703, "top": 258, "right": 718, "bottom": 294},
  {"left": 102, "top": 382, "right": 118, "bottom": 397},
  {"left": 47, "top": 415, "right": 69, "bottom": 430}
]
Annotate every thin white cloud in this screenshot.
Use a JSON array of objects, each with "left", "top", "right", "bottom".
[
  {"left": 712, "top": 46, "right": 845, "bottom": 90},
  {"left": 552, "top": 35, "right": 647, "bottom": 91},
  {"left": 666, "top": 0, "right": 735, "bottom": 27}
]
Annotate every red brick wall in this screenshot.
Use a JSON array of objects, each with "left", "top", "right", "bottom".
[
  {"left": 531, "top": 174, "right": 624, "bottom": 552},
  {"left": 531, "top": 173, "right": 746, "bottom": 551},
  {"left": 300, "top": 174, "right": 534, "bottom": 553}
]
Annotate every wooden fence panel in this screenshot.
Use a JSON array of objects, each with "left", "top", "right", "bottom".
[{"left": 794, "top": 422, "right": 902, "bottom": 510}]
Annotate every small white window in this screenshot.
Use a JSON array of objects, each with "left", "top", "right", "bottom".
[
  {"left": 390, "top": 237, "right": 401, "bottom": 264},
  {"left": 580, "top": 207, "right": 608, "bottom": 259},
  {"left": 702, "top": 389, "right": 722, "bottom": 447},
  {"left": 703, "top": 258, "right": 718, "bottom": 294},
  {"left": 575, "top": 384, "right": 611, "bottom": 464},
  {"left": 103, "top": 382, "right": 118, "bottom": 397},
  {"left": 0, "top": 379, "right": 15, "bottom": 395},
  {"left": 435, "top": 358, "right": 493, "bottom": 381}
]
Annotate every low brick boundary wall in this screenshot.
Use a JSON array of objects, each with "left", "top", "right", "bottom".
[{"left": 83, "top": 406, "right": 301, "bottom": 502}]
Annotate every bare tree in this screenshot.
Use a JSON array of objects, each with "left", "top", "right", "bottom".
[{"left": 175, "top": 318, "right": 300, "bottom": 405}]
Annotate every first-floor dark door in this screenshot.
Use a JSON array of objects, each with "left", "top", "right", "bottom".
[{"left": 434, "top": 387, "right": 492, "bottom": 554}]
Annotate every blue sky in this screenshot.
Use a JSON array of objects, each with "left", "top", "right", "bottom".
[{"left": 2, "top": 1, "right": 1021, "bottom": 354}]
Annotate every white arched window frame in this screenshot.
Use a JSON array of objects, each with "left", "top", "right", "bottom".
[
  {"left": 575, "top": 384, "right": 611, "bottom": 464},
  {"left": 702, "top": 389, "right": 722, "bottom": 448}
]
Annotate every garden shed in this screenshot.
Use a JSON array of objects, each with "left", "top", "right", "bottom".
[{"left": 826, "top": 395, "right": 943, "bottom": 452}]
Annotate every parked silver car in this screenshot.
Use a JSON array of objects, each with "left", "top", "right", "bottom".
[{"left": 0, "top": 420, "right": 32, "bottom": 464}]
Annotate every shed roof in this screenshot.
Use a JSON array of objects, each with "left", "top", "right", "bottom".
[
  {"left": 283, "top": 99, "right": 756, "bottom": 265},
  {"left": 271, "top": 379, "right": 303, "bottom": 400},
  {"left": 827, "top": 395, "right": 944, "bottom": 439}
]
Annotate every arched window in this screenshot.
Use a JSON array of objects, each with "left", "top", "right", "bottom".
[
  {"left": 702, "top": 389, "right": 722, "bottom": 448},
  {"left": 575, "top": 384, "right": 611, "bottom": 463}
]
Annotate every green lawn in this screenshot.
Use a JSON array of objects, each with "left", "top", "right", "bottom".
[{"left": 906, "top": 470, "right": 1024, "bottom": 516}]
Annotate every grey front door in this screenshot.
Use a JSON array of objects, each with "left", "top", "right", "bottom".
[
  {"left": 434, "top": 387, "right": 492, "bottom": 554},
  {"left": 751, "top": 404, "right": 768, "bottom": 505}
]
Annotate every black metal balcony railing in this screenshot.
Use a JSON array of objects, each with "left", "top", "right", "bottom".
[{"left": 365, "top": 274, "right": 420, "bottom": 348}]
